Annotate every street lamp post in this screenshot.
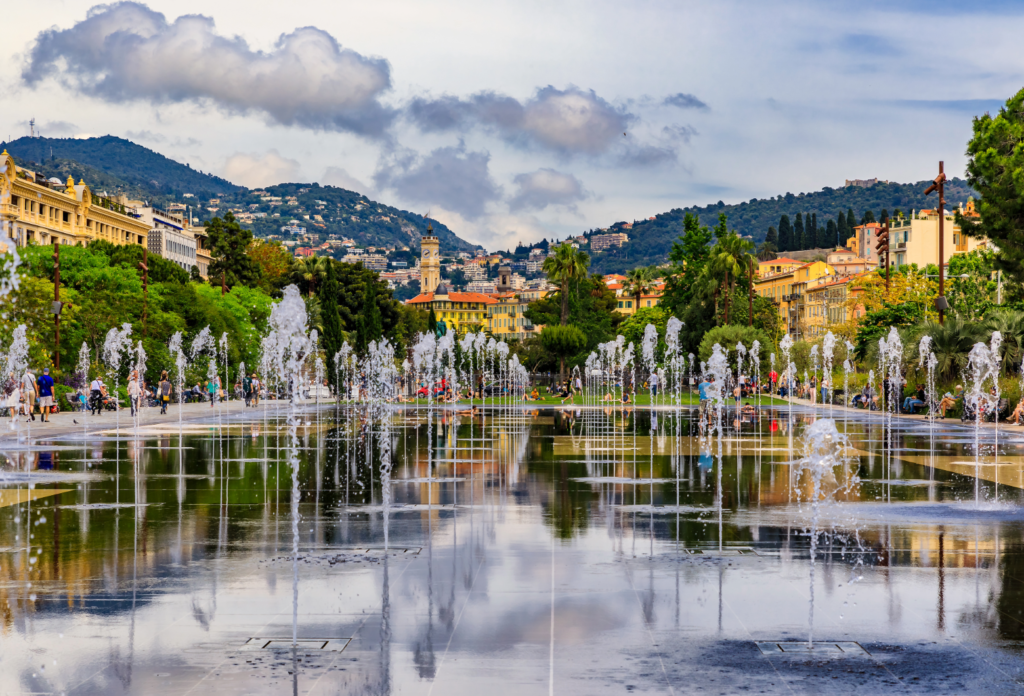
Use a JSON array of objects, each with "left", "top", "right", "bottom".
[
  {"left": 53, "top": 240, "right": 60, "bottom": 370},
  {"left": 924, "top": 161, "right": 948, "bottom": 324}
]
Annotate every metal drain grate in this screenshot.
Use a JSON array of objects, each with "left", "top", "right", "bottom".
[
  {"left": 756, "top": 641, "right": 869, "bottom": 656},
  {"left": 241, "top": 638, "right": 351, "bottom": 652}
]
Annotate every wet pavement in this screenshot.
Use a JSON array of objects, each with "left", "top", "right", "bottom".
[{"left": 2, "top": 402, "right": 1024, "bottom": 694}]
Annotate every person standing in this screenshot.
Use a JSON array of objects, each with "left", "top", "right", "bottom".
[
  {"left": 158, "top": 371, "right": 172, "bottom": 415},
  {"left": 251, "top": 374, "right": 261, "bottom": 407},
  {"left": 649, "top": 371, "right": 659, "bottom": 399},
  {"left": 128, "top": 370, "right": 141, "bottom": 417},
  {"left": 243, "top": 372, "right": 253, "bottom": 407},
  {"left": 36, "top": 368, "right": 55, "bottom": 423},
  {"left": 90, "top": 376, "right": 105, "bottom": 415},
  {"left": 207, "top": 376, "right": 217, "bottom": 408},
  {"left": 22, "top": 368, "right": 37, "bottom": 422}
]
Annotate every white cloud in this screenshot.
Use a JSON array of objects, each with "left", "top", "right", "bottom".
[
  {"left": 23, "top": 2, "right": 394, "bottom": 137},
  {"left": 221, "top": 150, "right": 301, "bottom": 188},
  {"left": 321, "top": 166, "right": 373, "bottom": 196}
]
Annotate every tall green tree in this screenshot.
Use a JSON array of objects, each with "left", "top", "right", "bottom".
[
  {"left": 809, "top": 213, "right": 818, "bottom": 248},
  {"left": 764, "top": 225, "right": 778, "bottom": 248},
  {"left": 959, "top": 87, "right": 1024, "bottom": 282},
  {"left": 847, "top": 207, "right": 856, "bottom": 232},
  {"left": 540, "top": 325, "right": 587, "bottom": 379},
  {"left": 837, "top": 210, "right": 848, "bottom": 243},
  {"left": 778, "top": 215, "right": 792, "bottom": 251},
  {"left": 542, "top": 243, "right": 591, "bottom": 325},
  {"left": 206, "top": 212, "right": 262, "bottom": 289},
  {"left": 320, "top": 260, "right": 344, "bottom": 387},
  {"left": 826, "top": 219, "right": 838, "bottom": 248},
  {"left": 427, "top": 308, "right": 438, "bottom": 335},
  {"left": 355, "top": 279, "right": 382, "bottom": 354},
  {"left": 793, "top": 213, "right": 805, "bottom": 250}
]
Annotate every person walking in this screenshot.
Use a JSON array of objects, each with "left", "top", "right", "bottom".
[
  {"left": 22, "top": 368, "right": 37, "bottom": 422},
  {"left": 128, "top": 370, "right": 141, "bottom": 417},
  {"left": 251, "top": 374, "right": 261, "bottom": 407},
  {"left": 207, "top": 376, "right": 218, "bottom": 408},
  {"left": 243, "top": 372, "right": 253, "bottom": 407},
  {"left": 158, "top": 371, "right": 172, "bottom": 415},
  {"left": 36, "top": 367, "right": 55, "bottom": 423},
  {"left": 649, "top": 371, "right": 659, "bottom": 399}
]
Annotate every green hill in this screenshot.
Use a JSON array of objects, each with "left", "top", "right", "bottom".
[
  {"left": 588, "top": 178, "right": 978, "bottom": 274},
  {"left": 1, "top": 135, "right": 481, "bottom": 255},
  {"left": 1, "top": 135, "right": 239, "bottom": 197}
]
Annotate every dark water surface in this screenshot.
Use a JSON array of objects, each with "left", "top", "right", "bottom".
[{"left": 3, "top": 403, "right": 1024, "bottom": 694}]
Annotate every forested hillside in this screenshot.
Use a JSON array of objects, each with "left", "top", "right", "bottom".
[
  {"left": 589, "top": 178, "right": 977, "bottom": 273},
  {"left": 2, "top": 135, "right": 481, "bottom": 255},
  {"left": 1, "top": 135, "right": 239, "bottom": 197}
]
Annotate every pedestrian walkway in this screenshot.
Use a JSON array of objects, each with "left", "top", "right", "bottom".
[{"left": 0, "top": 399, "right": 325, "bottom": 442}]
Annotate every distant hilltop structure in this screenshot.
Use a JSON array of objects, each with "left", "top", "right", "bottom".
[{"left": 844, "top": 177, "right": 888, "bottom": 188}]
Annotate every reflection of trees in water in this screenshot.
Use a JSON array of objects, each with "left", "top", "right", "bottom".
[{"left": 997, "top": 543, "right": 1024, "bottom": 639}]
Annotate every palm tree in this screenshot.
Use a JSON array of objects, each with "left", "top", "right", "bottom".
[
  {"left": 919, "top": 315, "right": 982, "bottom": 383},
  {"left": 625, "top": 267, "right": 655, "bottom": 312},
  {"left": 292, "top": 256, "right": 330, "bottom": 297},
  {"left": 542, "top": 244, "right": 590, "bottom": 325},
  {"left": 708, "top": 233, "right": 753, "bottom": 325},
  {"left": 982, "top": 309, "right": 1024, "bottom": 375}
]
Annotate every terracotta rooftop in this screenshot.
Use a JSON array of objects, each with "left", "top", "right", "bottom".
[{"left": 406, "top": 291, "right": 498, "bottom": 305}]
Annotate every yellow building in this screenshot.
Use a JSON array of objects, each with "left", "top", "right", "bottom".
[
  {"left": 754, "top": 260, "right": 835, "bottom": 338},
  {"left": 406, "top": 284, "right": 495, "bottom": 335},
  {"left": 0, "top": 150, "right": 150, "bottom": 251},
  {"left": 804, "top": 274, "right": 867, "bottom": 337},
  {"left": 487, "top": 292, "right": 542, "bottom": 340},
  {"left": 612, "top": 281, "right": 665, "bottom": 315},
  {"left": 756, "top": 257, "right": 804, "bottom": 277}
]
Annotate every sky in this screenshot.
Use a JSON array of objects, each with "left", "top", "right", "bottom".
[{"left": 2, "top": 0, "right": 1022, "bottom": 251}]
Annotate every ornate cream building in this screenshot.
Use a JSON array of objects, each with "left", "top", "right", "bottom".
[{"left": 0, "top": 150, "right": 212, "bottom": 277}]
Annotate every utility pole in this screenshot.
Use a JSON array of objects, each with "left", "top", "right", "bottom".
[
  {"left": 53, "top": 240, "right": 60, "bottom": 370},
  {"left": 138, "top": 246, "right": 149, "bottom": 339},
  {"left": 875, "top": 222, "right": 890, "bottom": 293},
  {"left": 924, "top": 161, "right": 948, "bottom": 324}
]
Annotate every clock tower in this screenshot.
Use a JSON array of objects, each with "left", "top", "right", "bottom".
[{"left": 420, "top": 224, "right": 440, "bottom": 293}]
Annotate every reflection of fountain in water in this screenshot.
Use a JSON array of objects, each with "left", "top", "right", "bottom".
[{"left": 793, "top": 418, "right": 860, "bottom": 647}]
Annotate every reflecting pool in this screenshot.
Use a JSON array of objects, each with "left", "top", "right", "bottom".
[{"left": 3, "top": 404, "right": 1024, "bottom": 694}]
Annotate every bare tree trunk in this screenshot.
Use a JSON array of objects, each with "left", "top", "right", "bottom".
[
  {"left": 748, "top": 266, "right": 754, "bottom": 327},
  {"left": 560, "top": 281, "right": 569, "bottom": 325},
  {"left": 724, "top": 269, "right": 730, "bottom": 324}
]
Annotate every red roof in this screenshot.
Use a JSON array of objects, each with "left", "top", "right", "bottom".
[
  {"left": 406, "top": 291, "right": 498, "bottom": 305},
  {"left": 760, "top": 257, "right": 802, "bottom": 264}
]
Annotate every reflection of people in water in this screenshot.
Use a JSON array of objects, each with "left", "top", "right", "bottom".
[
  {"left": 698, "top": 451, "right": 714, "bottom": 470},
  {"left": 37, "top": 451, "right": 55, "bottom": 470}
]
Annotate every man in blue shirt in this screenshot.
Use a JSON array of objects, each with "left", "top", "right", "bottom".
[
  {"left": 36, "top": 367, "right": 55, "bottom": 423},
  {"left": 697, "top": 376, "right": 713, "bottom": 427}
]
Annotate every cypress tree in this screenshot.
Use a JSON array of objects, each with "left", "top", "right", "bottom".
[
  {"left": 880, "top": 208, "right": 889, "bottom": 223},
  {"left": 862, "top": 210, "right": 876, "bottom": 224},
  {"left": 764, "top": 225, "right": 778, "bottom": 248},
  {"left": 778, "top": 215, "right": 792, "bottom": 251},
  {"left": 793, "top": 214, "right": 805, "bottom": 250},
  {"left": 826, "top": 219, "right": 838, "bottom": 247},
  {"left": 427, "top": 308, "right": 438, "bottom": 335},
  {"left": 321, "top": 260, "right": 344, "bottom": 389},
  {"left": 809, "top": 213, "right": 817, "bottom": 248},
  {"left": 837, "top": 211, "right": 847, "bottom": 242},
  {"left": 355, "top": 279, "right": 382, "bottom": 354},
  {"left": 847, "top": 207, "right": 856, "bottom": 231}
]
